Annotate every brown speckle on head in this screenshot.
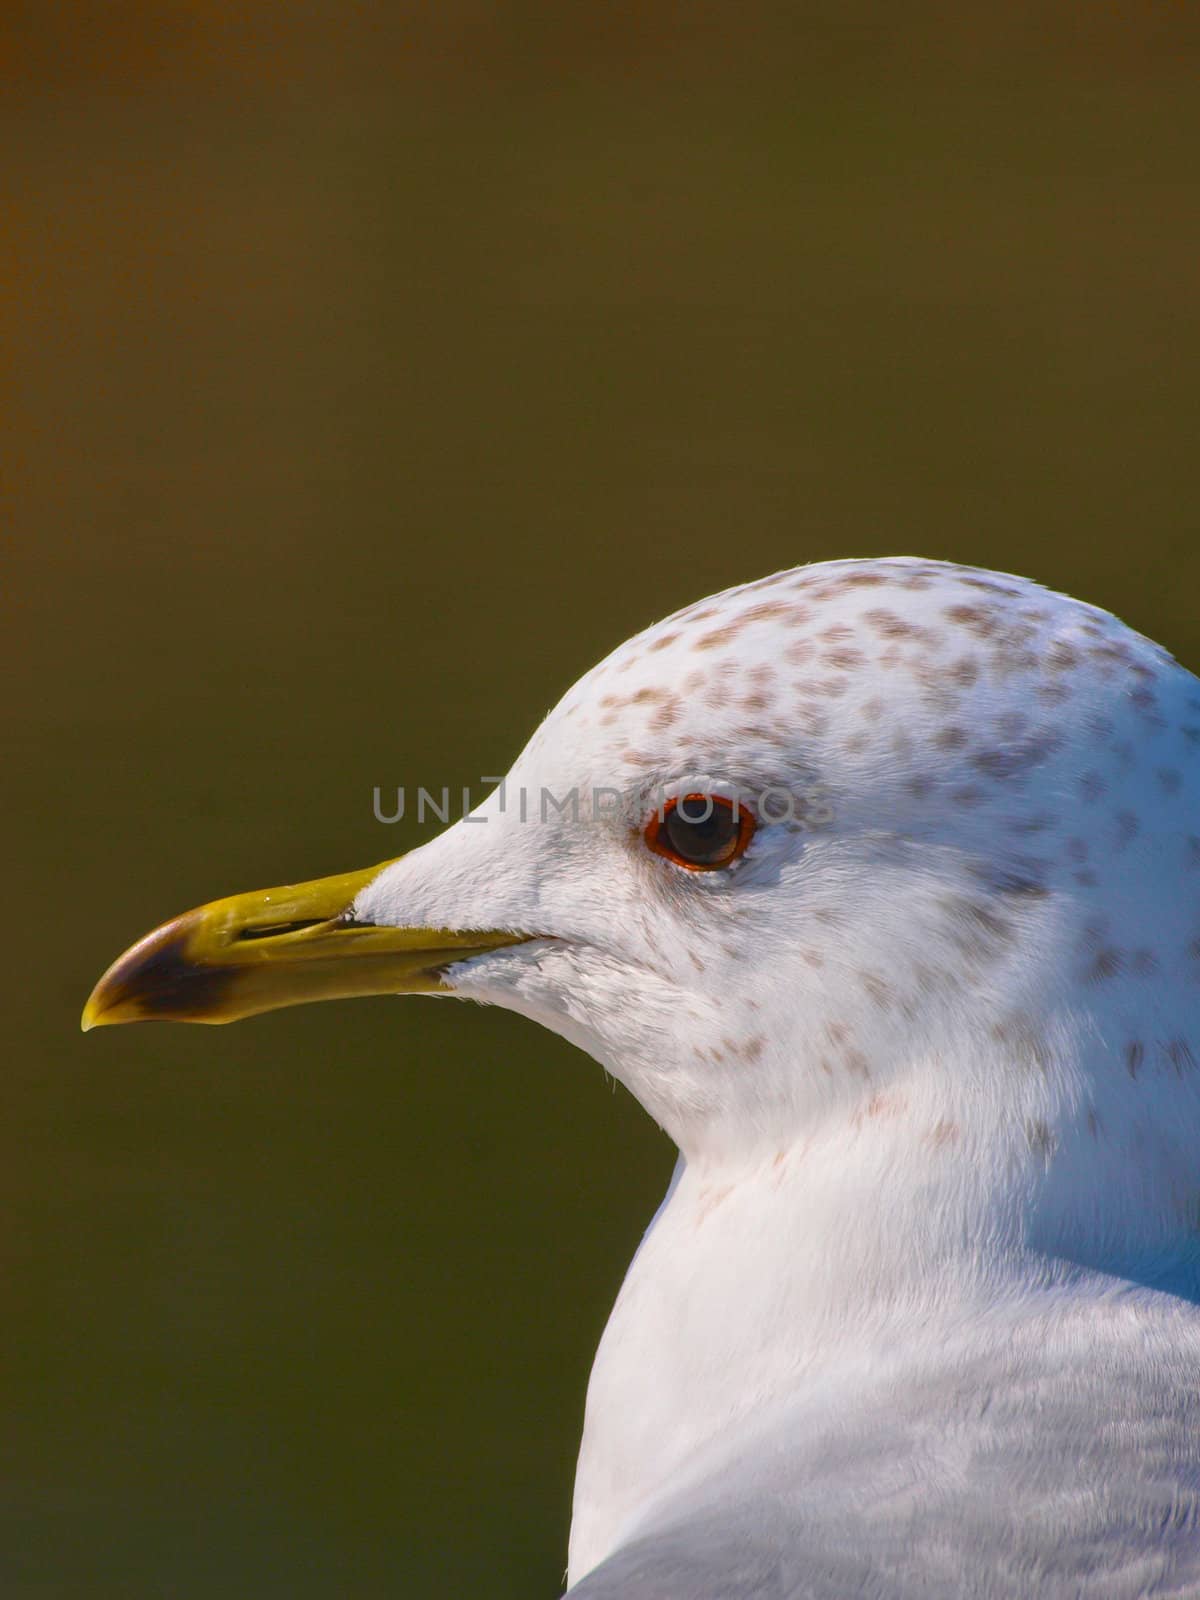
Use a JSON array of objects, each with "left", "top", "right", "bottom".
[
  {"left": 860, "top": 972, "right": 894, "bottom": 1009},
  {"left": 792, "top": 708, "right": 829, "bottom": 739},
  {"left": 1047, "top": 641, "right": 1080, "bottom": 672},
  {"left": 648, "top": 697, "right": 682, "bottom": 733},
  {"left": 1007, "top": 812, "right": 1057, "bottom": 835},
  {"left": 960, "top": 576, "right": 1023, "bottom": 597},
  {"left": 864, "top": 608, "right": 921, "bottom": 639},
  {"left": 738, "top": 599, "right": 796, "bottom": 626},
  {"left": 939, "top": 895, "right": 1015, "bottom": 963},
  {"left": 927, "top": 1120, "right": 960, "bottom": 1149},
  {"left": 1166, "top": 1039, "right": 1197, "bottom": 1076},
  {"left": 824, "top": 647, "right": 864, "bottom": 672},
  {"left": 810, "top": 578, "right": 851, "bottom": 599},
  {"left": 972, "top": 747, "right": 1026, "bottom": 781},
  {"left": 1111, "top": 738, "right": 1137, "bottom": 770},
  {"left": 943, "top": 603, "right": 998, "bottom": 637},
  {"left": 1026, "top": 1119, "right": 1058, "bottom": 1161},
  {"left": 969, "top": 860, "right": 1050, "bottom": 899},
  {"left": 694, "top": 624, "right": 741, "bottom": 651},
  {"left": 1082, "top": 945, "right": 1125, "bottom": 985},
  {"left": 694, "top": 1184, "right": 733, "bottom": 1225},
  {"left": 909, "top": 962, "right": 941, "bottom": 997},
  {"left": 852, "top": 1092, "right": 907, "bottom": 1127},
  {"left": 1114, "top": 809, "right": 1140, "bottom": 849}
]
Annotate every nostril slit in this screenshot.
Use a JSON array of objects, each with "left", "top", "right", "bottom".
[{"left": 235, "top": 919, "right": 327, "bottom": 941}]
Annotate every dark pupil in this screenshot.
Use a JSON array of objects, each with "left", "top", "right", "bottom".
[{"left": 665, "top": 798, "right": 737, "bottom": 863}]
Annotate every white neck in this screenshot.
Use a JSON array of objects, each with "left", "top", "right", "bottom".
[{"left": 566, "top": 1075, "right": 1090, "bottom": 1585}]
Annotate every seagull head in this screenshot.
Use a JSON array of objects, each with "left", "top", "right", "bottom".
[{"left": 84, "top": 558, "right": 1200, "bottom": 1268}]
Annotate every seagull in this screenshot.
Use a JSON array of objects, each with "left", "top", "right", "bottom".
[{"left": 84, "top": 558, "right": 1200, "bottom": 1597}]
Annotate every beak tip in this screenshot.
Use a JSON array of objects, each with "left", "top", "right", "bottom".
[{"left": 80, "top": 990, "right": 110, "bottom": 1032}]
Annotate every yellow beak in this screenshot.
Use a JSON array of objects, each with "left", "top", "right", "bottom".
[{"left": 81, "top": 858, "right": 531, "bottom": 1030}]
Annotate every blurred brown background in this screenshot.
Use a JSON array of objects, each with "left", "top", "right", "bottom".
[{"left": 5, "top": 3, "right": 1199, "bottom": 1595}]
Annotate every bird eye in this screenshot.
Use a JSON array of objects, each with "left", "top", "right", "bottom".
[{"left": 643, "top": 793, "right": 755, "bottom": 871}]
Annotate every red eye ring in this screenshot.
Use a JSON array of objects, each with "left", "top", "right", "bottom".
[{"left": 643, "top": 793, "right": 756, "bottom": 871}]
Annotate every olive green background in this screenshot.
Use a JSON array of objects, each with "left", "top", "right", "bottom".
[{"left": 6, "top": 5, "right": 1200, "bottom": 1596}]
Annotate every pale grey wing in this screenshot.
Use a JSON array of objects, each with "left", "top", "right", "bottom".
[
  {"left": 565, "top": 1461, "right": 1200, "bottom": 1600},
  {"left": 565, "top": 1305, "right": 1200, "bottom": 1600},
  {"left": 565, "top": 1495, "right": 1200, "bottom": 1600},
  {"left": 563, "top": 1516, "right": 879, "bottom": 1600}
]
